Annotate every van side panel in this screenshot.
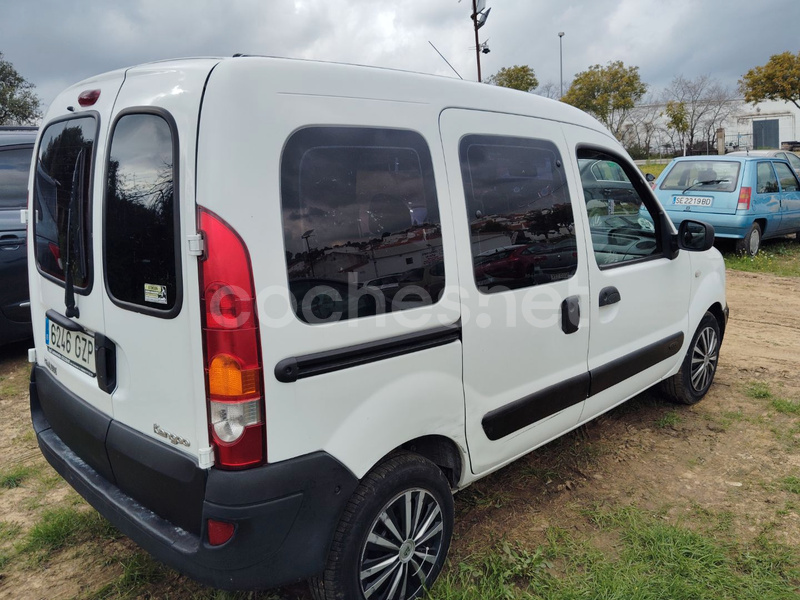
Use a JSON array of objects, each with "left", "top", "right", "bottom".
[{"left": 197, "top": 59, "right": 467, "bottom": 479}]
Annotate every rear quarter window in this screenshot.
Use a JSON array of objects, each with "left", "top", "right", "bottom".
[
  {"left": 280, "top": 127, "right": 443, "bottom": 324},
  {"left": 104, "top": 112, "right": 181, "bottom": 315}
]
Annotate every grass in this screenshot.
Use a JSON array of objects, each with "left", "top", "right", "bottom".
[
  {"left": 655, "top": 410, "right": 681, "bottom": 428},
  {"left": 0, "top": 465, "right": 34, "bottom": 489},
  {"left": 723, "top": 239, "right": 800, "bottom": 277},
  {"left": 430, "top": 505, "right": 800, "bottom": 599},
  {"left": 638, "top": 162, "right": 668, "bottom": 179},
  {"left": 23, "top": 507, "right": 118, "bottom": 555},
  {"left": 782, "top": 477, "right": 800, "bottom": 495},
  {"left": 745, "top": 381, "right": 800, "bottom": 415},
  {"left": 771, "top": 397, "right": 800, "bottom": 416},
  {"left": 86, "top": 552, "right": 172, "bottom": 599},
  {"left": 747, "top": 382, "right": 773, "bottom": 400}
]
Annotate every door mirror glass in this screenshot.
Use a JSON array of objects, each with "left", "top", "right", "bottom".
[{"left": 677, "top": 220, "right": 715, "bottom": 252}]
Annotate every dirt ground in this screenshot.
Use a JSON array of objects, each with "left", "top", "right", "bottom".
[{"left": 0, "top": 269, "right": 798, "bottom": 599}]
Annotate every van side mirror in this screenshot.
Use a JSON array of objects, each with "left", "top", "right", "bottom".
[
  {"left": 676, "top": 220, "right": 715, "bottom": 252},
  {"left": 645, "top": 173, "right": 655, "bottom": 182}
]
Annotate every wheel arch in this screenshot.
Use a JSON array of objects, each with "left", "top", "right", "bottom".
[
  {"left": 399, "top": 435, "right": 464, "bottom": 489},
  {"left": 706, "top": 301, "right": 727, "bottom": 340}
]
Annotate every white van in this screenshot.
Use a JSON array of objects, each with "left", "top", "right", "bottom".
[{"left": 27, "top": 56, "right": 727, "bottom": 599}]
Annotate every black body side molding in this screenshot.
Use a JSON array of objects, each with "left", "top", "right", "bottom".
[
  {"left": 275, "top": 322, "right": 461, "bottom": 383},
  {"left": 482, "top": 373, "right": 590, "bottom": 441},
  {"left": 482, "top": 332, "right": 685, "bottom": 440}
]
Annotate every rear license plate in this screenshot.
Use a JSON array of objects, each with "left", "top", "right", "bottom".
[
  {"left": 45, "top": 317, "right": 96, "bottom": 377},
  {"left": 672, "top": 195, "right": 713, "bottom": 207}
]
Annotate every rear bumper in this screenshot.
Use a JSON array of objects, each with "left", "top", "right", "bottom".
[{"left": 30, "top": 365, "right": 358, "bottom": 590}]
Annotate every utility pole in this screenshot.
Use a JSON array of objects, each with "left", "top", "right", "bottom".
[
  {"left": 558, "top": 32, "right": 565, "bottom": 97},
  {"left": 468, "top": 0, "right": 490, "bottom": 82},
  {"left": 472, "top": 0, "right": 482, "bottom": 82}
]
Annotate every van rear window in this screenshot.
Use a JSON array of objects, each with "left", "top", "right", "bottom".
[
  {"left": 33, "top": 116, "right": 96, "bottom": 289},
  {"left": 281, "top": 127, "right": 443, "bottom": 324},
  {"left": 105, "top": 113, "right": 180, "bottom": 315}
]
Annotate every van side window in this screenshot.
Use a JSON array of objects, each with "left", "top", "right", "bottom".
[
  {"left": 105, "top": 113, "right": 180, "bottom": 314},
  {"left": 577, "top": 148, "right": 661, "bottom": 267},
  {"left": 756, "top": 162, "right": 779, "bottom": 194},
  {"left": 33, "top": 116, "right": 96, "bottom": 289},
  {"left": 458, "top": 135, "right": 577, "bottom": 293},
  {"left": 281, "top": 127, "right": 443, "bottom": 324}
]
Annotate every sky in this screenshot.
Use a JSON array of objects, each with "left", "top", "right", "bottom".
[{"left": 2, "top": 0, "right": 798, "bottom": 114}]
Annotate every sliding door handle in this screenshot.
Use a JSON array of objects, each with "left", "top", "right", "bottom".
[{"left": 561, "top": 296, "right": 580, "bottom": 334}]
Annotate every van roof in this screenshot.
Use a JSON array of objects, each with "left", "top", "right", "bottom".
[{"left": 55, "top": 55, "right": 609, "bottom": 136}]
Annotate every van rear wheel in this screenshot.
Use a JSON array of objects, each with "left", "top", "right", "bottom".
[
  {"left": 661, "top": 312, "right": 720, "bottom": 405},
  {"left": 310, "top": 452, "right": 453, "bottom": 600}
]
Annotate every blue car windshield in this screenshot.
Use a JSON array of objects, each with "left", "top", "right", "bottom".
[{"left": 660, "top": 161, "right": 740, "bottom": 192}]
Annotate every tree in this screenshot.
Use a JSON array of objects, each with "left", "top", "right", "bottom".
[
  {"left": 0, "top": 51, "right": 41, "bottom": 125},
  {"left": 485, "top": 65, "right": 539, "bottom": 93},
  {"left": 739, "top": 51, "right": 800, "bottom": 111},
  {"left": 533, "top": 81, "right": 564, "bottom": 100},
  {"left": 619, "top": 94, "right": 662, "bottom": 158},
  {"left": 561, "top": 61, "right": 647, "bottom": 139},
  {"left": 662, "top": 75, "right": 737, "bottom": 155}
]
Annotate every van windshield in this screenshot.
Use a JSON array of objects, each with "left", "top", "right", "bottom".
[
  {"left": 660, "top": 161, "right": 740, "bottom": 193},
  {"left": 33, "top": 117, "right": 96, "bottom": 289}
]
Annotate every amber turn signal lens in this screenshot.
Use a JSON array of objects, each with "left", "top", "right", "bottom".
[{"left": 208, "top": 354, "right": 259, "bottom": 397}]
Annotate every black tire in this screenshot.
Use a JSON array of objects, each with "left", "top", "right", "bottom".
[
  {"left": 735, "top": 222, "right": 761, "bottom": 256},
  {"left": 310, "top": 452, "right": 454, "bottom": 600},
  {"left": 661, "top": 311, "right": 721, "bottom": 405}
]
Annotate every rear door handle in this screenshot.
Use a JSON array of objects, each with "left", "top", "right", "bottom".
[
  {"left": 561, "top": 295, "right": 580, "bottom": 334},
  {"left": 0, "top": 234, "right": 23, "bottom": 250},
  {"left": 599, "top": 286, "right": 621, "bottom": 307}
]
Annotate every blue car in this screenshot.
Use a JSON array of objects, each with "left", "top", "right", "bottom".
[{"left": 650, "top": 155, "right": 800, "bottom": 255}]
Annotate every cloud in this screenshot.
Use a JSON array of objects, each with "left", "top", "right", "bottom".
[{"left": 1, "top": 0, "right": 797, "bottom": 112}]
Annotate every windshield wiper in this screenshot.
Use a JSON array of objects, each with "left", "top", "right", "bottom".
[
  {"left": 682, "top": 179, "right": 729, "bottom": 194},
  {"left": 64, "top": 149, "right": 86, "bottom": 319}
]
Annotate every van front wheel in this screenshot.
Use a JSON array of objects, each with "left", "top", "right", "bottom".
[
  {"left": 310, "top": 452, "right": 454, "bottom": 600},
  {"left": 661, "top": 312, "right": 721, "bottom": 405}
]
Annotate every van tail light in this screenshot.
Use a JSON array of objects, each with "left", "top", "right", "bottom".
[
  {"left": 737, "top": 187, "right": 751, "bottom": 211},
  {"left": 198, "top": 207, "right": 265, "bottom": 469}
]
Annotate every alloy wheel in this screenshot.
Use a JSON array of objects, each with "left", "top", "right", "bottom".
[
  {"left": 359, "top": 488, "right": 445, "bottom": 600},
  {"left": 690, "top": 325, "right": 719, "bottom": 393}
]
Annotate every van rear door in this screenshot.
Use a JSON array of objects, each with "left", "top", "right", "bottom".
[
  {"left": 99, "top": 61, "right": 220, "bottom": 464},
  {"left": 31, "top": 80, "right": 123, "bottom": 440}
]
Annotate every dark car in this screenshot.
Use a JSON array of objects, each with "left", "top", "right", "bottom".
[{"left": 0, "top": 126, "right": 36, "bottom": 344}]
